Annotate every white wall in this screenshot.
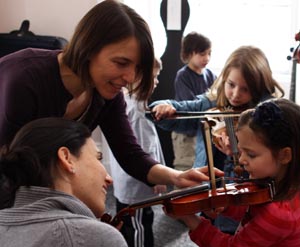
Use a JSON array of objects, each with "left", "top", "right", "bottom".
[{"left": 0, "top": 0, "right": 98, "bottom": 40}]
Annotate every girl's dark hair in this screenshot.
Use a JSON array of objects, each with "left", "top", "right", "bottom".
[
  {"left": 62, "top": 0, "right": 154, "bottom": 102},
  {"left": 237, "top": 98, "right": 300, "bottom": 200},
  {"left": 181, "top": 32, "right": 211, "bottom": 63},
  {"left": 0, "top": 118, "right": 91, "bottom": 209}
]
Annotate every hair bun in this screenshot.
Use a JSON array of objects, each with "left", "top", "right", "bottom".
[
  {"left": 252, "top": 101, "right": 283, "bottom": 127},
  {"left": 0, "top": 146, "right": 40, "bottom": 182}
]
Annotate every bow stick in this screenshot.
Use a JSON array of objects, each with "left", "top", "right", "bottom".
[{"left": 145, "top": 110, "right": 240, "bottom": 120}]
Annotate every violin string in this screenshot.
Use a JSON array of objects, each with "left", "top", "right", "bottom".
[
  {"left": 223, "top": 116, "right": 243, "bottom": 179},
  {"left": 213, "top": 177, "right": 248, "bottom": 183},
  {"left": 224, "top": 117, "right": 238, "bottom": 154}
]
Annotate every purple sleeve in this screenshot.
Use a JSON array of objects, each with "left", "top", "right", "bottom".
[
  {"left": 0, "top": 49, "right": 68, "bottom": 146},
  {"left": 0, "top": 60, "right": 36, "bottom": 146}
]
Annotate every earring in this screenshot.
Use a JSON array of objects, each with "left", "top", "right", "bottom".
[{"left": 70, "top": 167, "right": 76, "bottom": 174}]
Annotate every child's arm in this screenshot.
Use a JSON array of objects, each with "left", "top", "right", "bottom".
[{"left": 179, "top": 214, "right": 202, "bottom": 231}]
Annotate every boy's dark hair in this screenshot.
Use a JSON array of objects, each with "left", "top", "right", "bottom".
[{"left": 181, "top": 32, "right": 211, "bottom": 63}]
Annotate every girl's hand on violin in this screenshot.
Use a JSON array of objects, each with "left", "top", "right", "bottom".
[
  {"left": 214, "top": 132, "right": 233, "bottom": 156},
  {"left": 202, "top": 207, "right": 225, "bottom": 219},
  {"left": 197, "top": 166, "right": 225, "bottom": 179},
  {"left": 100, "top": 213, "right": 123, "bottom": 230},
  {"left": 174, "top": 166, "right": 224, "bottom": 188},
  {"left": 151, "top": 104, "right": 176, "bottom": 121},
  {"left": 153, "top": 184, "right": 167, "bottom": 194},
  {"left": 163, "top": 206, "right": 201, "bottom": 230},
  {"left": 114, "top": 220, "right": 124, "bottom": 231}
]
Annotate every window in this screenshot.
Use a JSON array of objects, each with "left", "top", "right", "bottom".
[{"left": 124, "top": 0, "right": 299, "bottom": 97}]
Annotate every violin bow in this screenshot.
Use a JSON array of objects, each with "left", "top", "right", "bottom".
[{"left": 145, "top": 110, "right": 240, "bottom": 120}]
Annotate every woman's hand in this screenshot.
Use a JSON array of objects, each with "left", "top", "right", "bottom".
[
  {"left": 153, "top": 184, "right": 167, "bottom": 194},
  {"left": 151, "top": 104, "right": 176, "bottom": 121},
  {"left": 147, "top": 165, "right": 224, "bottom": 188},
  {"left": 173, "top": 166, "right": 224, "bottom": 188}
]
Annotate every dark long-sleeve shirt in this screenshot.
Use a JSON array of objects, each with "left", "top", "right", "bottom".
[
  {"left": 174, "top": 65, "right": 216, "bottom": 101},
  {"left": 0, "top": 48, "right": 156, "bottom": 184}
]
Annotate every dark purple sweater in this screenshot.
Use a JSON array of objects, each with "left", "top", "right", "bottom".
[{"left": 0, "top": 48, "right": 155, "bottom": 184}]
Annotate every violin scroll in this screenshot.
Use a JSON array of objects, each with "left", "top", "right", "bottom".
[{"left": 101, "top": 208, "right": 135, "bottom": 228}]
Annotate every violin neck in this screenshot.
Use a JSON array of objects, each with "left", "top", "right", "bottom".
[
  {"left": 129, "top": 183, "right": 209, "bottom": 209},
  {"left": 104, "top": 183, "right": 209, "bottom": 226}
]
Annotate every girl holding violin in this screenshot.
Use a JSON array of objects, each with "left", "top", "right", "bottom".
[
  {"left": 169, "top": 98, "right": 300, "bottom": 247},
  {"left": 148, "top": 46, "right": 284, "bottom": 233}
]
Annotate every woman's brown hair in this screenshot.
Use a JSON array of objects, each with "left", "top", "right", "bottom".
[{"left": 63, "top": 0, "right": 154, "bottom": 102}]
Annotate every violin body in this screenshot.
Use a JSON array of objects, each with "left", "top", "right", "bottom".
[{"left": 165, "top": 181, "right": 275, "bottom": 216}]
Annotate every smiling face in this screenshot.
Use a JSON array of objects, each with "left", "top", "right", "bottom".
[
  {"left": 224, "top": 68, "right": 252, "bottom": 107},
  {"left": 236, "top": 126, "right": 285, "bottom": 180},
  {"left": 71, "top": 138, "right": 113, "bottom": 218},
  {"left": 89, "top": 37, "right": 141, "bottom": 100}
]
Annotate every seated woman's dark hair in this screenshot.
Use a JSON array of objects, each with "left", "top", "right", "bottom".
[{"left": 0, "top": 118, "right": 91, "bottom": 209}]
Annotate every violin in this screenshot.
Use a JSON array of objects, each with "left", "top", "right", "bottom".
[
  {"left": 204, "top": 107, "right": 244, "bottom": 177},
  {"left": 101, "top": 121, "right": 276, "bottom": 227},
  {"left": 146, "top": 107, "right": 244, "bottom": 176},
  {"left": 101, "top": 177, "right": 275, "bottom": 227}
]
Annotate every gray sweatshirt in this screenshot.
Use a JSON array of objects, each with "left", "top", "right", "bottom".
[{"left": 0, "top": 186, "right": 127, "bottom": 247}]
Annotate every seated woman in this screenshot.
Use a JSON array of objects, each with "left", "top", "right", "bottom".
[{"left": 0, "top": 118, "right": 127, "bottom": 247}]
